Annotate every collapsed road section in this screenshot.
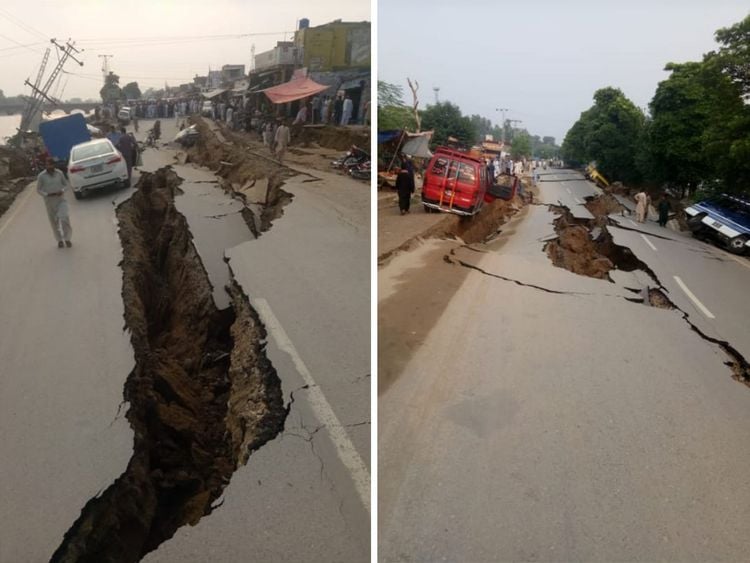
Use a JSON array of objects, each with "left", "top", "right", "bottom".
[
  {"left": 50, "top": 168, "right": 286, "bottom": 563},
  {"left": 543, "top": 193, "right": 750, "bottom": 385}
]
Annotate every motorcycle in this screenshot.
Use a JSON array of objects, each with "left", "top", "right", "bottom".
[
  {"left": 349, "top": 160, "right": 370, "bottom": 181},
  {"left": 331, "top": 145, "right": 369, "bottom": 171}
]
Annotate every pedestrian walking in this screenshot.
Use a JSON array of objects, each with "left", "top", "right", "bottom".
[
  {"left": 116, "top": 127, "right": 137, "bottom": 181},
  {"left": 321, "top": 96, "right": 330, "bottom": 124},
  {"left": 311, "top": 96, "right": 321, "bottom": 124},
  {"left": 635, "top": 190, "right": 649, "bottom": 223},
  {"left": 657, "top": 194, "right": 671, "bottom": 227},
  {"left": 341, "top": 94, "right": 353, "bottom": 126},
  {"left": 37, "top": 158, "right": 73, "bottom": 248},
  {"left": 274, "top": 120, "right": 291, "bottom": 163},
  {"left": 396, "top": 166, "right": 415, "bottom": 215}
]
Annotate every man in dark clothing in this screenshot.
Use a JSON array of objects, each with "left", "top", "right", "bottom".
[
  {"left": 333, "top": 95, "right": 344, "bottom": 126},
  {"left": 396, "top": 167, "right": 415, "bottom": 215},
  {"left": 657, "top": 194, "right": 672, "bottom": 227},
  {"left": 116, "top": 127, "right": 137, "bottom": 181}
]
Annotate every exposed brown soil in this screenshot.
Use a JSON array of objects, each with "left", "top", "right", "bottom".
[
  {"left": 0, "top": 146, "right": 35, "bottom": 219},
  {"left": 379, "top": 196, "right": 525, "bottom": 265},
  {"left": 185, "top": 118, "right": 294, "bottom": 234},
  {"left": 50, "top": 168, "right": 285, "bottom": 563},
  {"left": 296, "top": 125, "right": 370, "bottom": 151}
]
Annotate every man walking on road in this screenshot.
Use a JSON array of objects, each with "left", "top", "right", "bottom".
[
  {"left": 341, "top": 94, "right": 353, "bottom": 126},
  {"left": 37, "top": 158, "right": 73, "bottom": 248},
  {"left": 658, "top": 193, "right": 672, "bottom": 227},
  {"left": 274, "top": 120, "right": 291, "bottom": 164},
  {"left": 635, "top": 190, "right": 649, "bottom": 223},
  {"left": 396, "top": 166, "right": 415, "bottom": 215}
]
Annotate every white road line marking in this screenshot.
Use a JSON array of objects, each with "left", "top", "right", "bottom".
[
  {"left": 565, "top": 188, "right": 572, "bottom": 194},
  {"left": 575, "top": 197, "right": 583, "bottom": 204},
  {"left": 673, "top": 276, "right": 715, "bottom": 319},
  {"left": 629, "top": 219, "right": 638, "bottom": 227},
  {"left": 0, "top": 182, "right": 34, "bottom": 237},
  {"left": 640, "top": 234, "right": 657, "bottom": 251},
  {"left": 253, "top": 298, "right": 371, "bottom": 513}
]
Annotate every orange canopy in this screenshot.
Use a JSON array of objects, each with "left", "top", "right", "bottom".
[{"left": 262, "top": 76, "right": 330, "bottom": 104}]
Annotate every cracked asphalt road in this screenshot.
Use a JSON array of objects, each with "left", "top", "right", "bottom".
[
  {"left": 0, "top": 118, "right": 369, "bottom": 562},
  {"left": 379, "top": 169, "right": 750, "bottom": 562}
]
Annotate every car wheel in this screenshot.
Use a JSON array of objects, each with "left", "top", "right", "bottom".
[{"left": 727, "top": 235, "right": 749, "bottom": 255}]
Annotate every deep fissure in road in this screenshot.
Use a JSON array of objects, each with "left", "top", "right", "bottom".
[
  {"left": 51, "top": 168, "right": 286, "bottom": 563},
  {"left": 544, "top": 196, "right": 750, "bottom": 386}
]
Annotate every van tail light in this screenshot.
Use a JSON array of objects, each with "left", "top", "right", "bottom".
[
  {"left": 69, "top": 165, "right": 85, "bottom": 173},
  {"left": 106, "top": 155, "right": 123, "bottom": 164}
]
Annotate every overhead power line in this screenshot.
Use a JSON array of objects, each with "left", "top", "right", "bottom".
[{"left": 0, "top": 7, "right": 49, "bottom": 41}]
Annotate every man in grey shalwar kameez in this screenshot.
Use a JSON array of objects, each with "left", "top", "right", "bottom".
[{"left": 37, "top": 158, "right": 73, "bottom": 248}]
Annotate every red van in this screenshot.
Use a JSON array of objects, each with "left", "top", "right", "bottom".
[{"left": 421, "top": 147, "right": 490, "bottom": 216}]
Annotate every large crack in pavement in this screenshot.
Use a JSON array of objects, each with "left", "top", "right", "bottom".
[
  {"left": 50, "top": 167, "right": 286, "bottom": 563},
  {"left": 543, "top": 194, "right": 750, "bottom": 387}
]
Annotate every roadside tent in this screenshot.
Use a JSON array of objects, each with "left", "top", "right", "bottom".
[{"left": 262, "top": 76, "right": 330, "bottom": 104}]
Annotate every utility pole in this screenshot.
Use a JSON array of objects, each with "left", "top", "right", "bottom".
[
  {"left": 18, "top": 38, "right": 83, "bottom": 135},
  {"left": 98, "top": 54, "right": 113, "bottom": 84},
  {"left": 495, "top": 107, "right": 508, "bottom": 143},
  {"left": 433, "top": 86, "right": 440, "bottom": 104}
]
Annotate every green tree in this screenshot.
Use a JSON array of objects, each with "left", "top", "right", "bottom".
[
  {"left": 377, "top": 80, "right": 417, "bottom": 131},
  {"left": 711, "top": 14, "right": 750, "bottom": 97},
  {"left": 122, "top": 81, "right": 142, "bottom": 100},
  {"left": 420, "top": 101, "right": 477, "bottom": 148},
  {"left": 562, "top": 87, "right": 644, "bottom": 183},
  {"left": 100, "top": 71, "right": 122, "bottom": 102},
  {"left": 511, "top": 131, "right": 532, "bottom": 159}
]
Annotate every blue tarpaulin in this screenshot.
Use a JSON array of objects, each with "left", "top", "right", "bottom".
[
  {"left": 378, "top": 130, "right": 402, "bottom": 144},
  {"left": 39, "top": 113, "right": 91, "bottom": 161}
]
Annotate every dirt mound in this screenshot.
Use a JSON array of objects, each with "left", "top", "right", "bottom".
[
  {"left": 584, "top": 192, "right": 626, "bottom": 219},
  {"left": 51, "top": 167, "right": 286, "bottom": 562},
  {"left": 297, "top": 125, "right": 370, "bottom": 152}
]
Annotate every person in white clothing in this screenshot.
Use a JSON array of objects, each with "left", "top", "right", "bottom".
[
  {"left": 37, "top": 158, "right": 73, "bottom": 248},
  {"left": 274, "top": 120, "right": 291, "bottom": 163},
  {"left": 341, "top": 95, "right": 353, "bottom": 126}
]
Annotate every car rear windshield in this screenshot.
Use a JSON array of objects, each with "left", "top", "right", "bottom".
[{"left": 71, "top": 142, "right": 112, "bottom": 161}]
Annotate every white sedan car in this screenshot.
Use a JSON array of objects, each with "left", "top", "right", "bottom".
[{"left": 67, "top": 139, "right": 130, "bottom": 199}]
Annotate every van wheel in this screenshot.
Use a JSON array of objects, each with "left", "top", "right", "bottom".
[{"left": 727, "top": 235, "right": 748, "bottom": 255}]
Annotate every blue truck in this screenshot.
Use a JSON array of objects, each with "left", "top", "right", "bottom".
[
  {"left": 38, "top": 113, "right": 91, "bottom": 167},
  {"left": 685, "top": 193, "right": 750, "bottom": 255}
]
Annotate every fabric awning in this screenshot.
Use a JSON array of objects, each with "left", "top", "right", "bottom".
[
  {"left": 202, "top": 89, "right": 227, "bottom": 99},
  {"left": 262, "top": 76, "right": 330, "bottom": 105}
]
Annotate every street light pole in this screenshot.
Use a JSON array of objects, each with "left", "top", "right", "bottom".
[{"left": 495, "top": 107, "right": 508, "bottom": 143}]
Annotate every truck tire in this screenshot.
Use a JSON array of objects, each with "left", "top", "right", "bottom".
[{"left": 687, "top": 212, "right": 706, "bottom": 232}]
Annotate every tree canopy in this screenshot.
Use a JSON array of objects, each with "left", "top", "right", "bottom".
[
  {"left": 122, "top": 81, "right": 142, "bottom": 100},
  {"left": 420, "top": 101, "right": 476, "bottom": 147}
]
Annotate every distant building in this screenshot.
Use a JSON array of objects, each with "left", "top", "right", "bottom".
[
  {"left": 294, "top": 19, "right": 370, "bottom": 72},
  {"left": 207, "top": 70, "right": 223, "bottom": 90},
  {"left": 254, "top": 42, "right": 297, "bottom": 71},
  {"left": 221, "top": 64, "right": 246, "bottom": 82}
]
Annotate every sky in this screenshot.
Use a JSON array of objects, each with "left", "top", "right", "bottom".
[
  {"left": 378, "top": 0, "right": 749, "bottom": 145},
  {"left": 0, "top": 0, "right": 370, "bottom": 100}
]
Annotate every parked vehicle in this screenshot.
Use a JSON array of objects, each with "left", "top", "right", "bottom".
[
  {"left": 67, "top": 139, "right": 129, "bottom": 199},
  {"left": 421, "top": 147, "right": 489, "bottom": 216},
  {"left": 584, "top": 163, "right": 609, "bottom": 188},
  {"left": 349, "top": 160, "right": 370, "bottom": 181},
  {"left": 685, "top": 193, "right": 750, "bottom": 255},
  {"left": 117, "top": 107, "right": 132, "bottom": 124},
  {"left": 201, "top": 101, "right": 214, "bottom": 117}
]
